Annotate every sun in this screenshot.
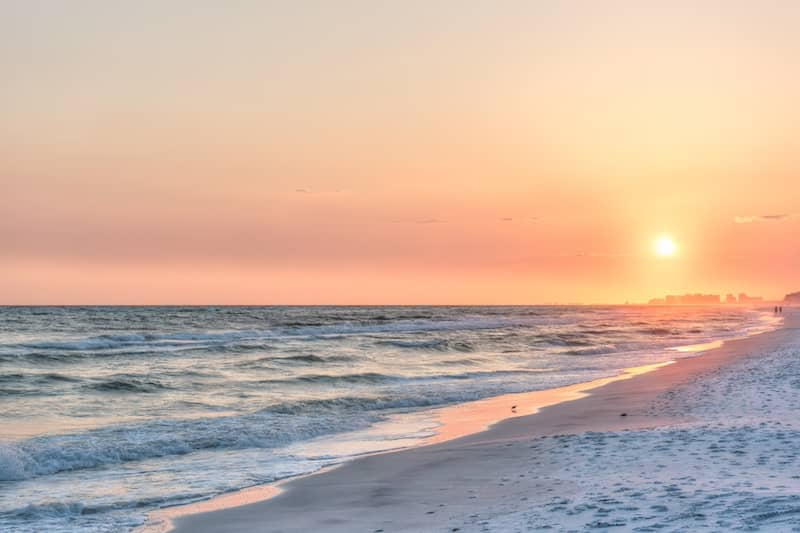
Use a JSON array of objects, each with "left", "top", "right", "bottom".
[{"left": 654, "top": 236, "right": 677, "bottom": 257}]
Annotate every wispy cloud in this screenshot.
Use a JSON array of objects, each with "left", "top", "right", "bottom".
[
  {"left": 575, "top": 252, "right": 633, "bottom": 258},
  {"left": 734, "top": 213, "right": 796, "bottom": 223},
  {"left": 384, "top": 215, "right": 539, "bottom": 225},
  {"left": 499, "top": 216, "right": 539, "bottom": 223},
  {"left": 294, "top": 188, "right": 345, "bottom": 195},
  {"left": 383, "top": 217, "right": 447, "bottom": 224}
]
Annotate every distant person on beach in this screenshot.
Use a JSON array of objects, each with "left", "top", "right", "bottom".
[{"left": 775, "top": 306, "right": 778, "bottom": 314}]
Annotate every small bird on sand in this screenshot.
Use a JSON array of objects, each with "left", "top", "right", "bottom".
[{"left": 511, "top": 405, "right": 517, "bottom": 412}]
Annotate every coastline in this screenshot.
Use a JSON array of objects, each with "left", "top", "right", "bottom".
[
  {"left": 143, "top": 362, "right": 672, "bottom": 533},
  {"left": 145, "top": 311, "right": 794, "bottom": 533}
]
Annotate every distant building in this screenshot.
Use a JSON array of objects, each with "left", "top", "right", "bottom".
[
  {"left": 784, "top": 291, "right": 800, "bottom": 304},
  {"left": 649, "top": 293, "right": 720, "bottom": 305},
  {"left": 738, "top": 293, "right": 763, "bottom": 304},
  {"left": 684, "top": 293, "right": 721, "bottom": 305},
  {"left": 649, "top": 291, "right": 767, "bottom": 306}
]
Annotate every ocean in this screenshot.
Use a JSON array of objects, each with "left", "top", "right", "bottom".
[{"left": 0, "top": 305, "right": 778, "bottom": 532}]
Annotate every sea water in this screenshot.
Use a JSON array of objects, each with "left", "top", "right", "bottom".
[{"left": 0, "top": 306, "right": 779, "bottom": 532}]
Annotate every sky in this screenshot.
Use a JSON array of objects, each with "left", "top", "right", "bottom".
[{"left": 2, "top": 1, "right": 799, "bottom": 304}]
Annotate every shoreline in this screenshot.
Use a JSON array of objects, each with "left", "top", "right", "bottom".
[
  {"left": 141, "top": 312, "right": 791, "bottom": 533},
  {"left": 143, "top": 362, "right": 672, "bottom": 533}
]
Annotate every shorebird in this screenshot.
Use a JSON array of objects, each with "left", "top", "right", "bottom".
[{"left": 511, "top": 405, "right": 517, "bottom": 412}]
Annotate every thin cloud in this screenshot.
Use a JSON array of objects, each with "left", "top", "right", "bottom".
[
  {"left": 384, "top": 215, "right": 540, "bottom": 224},
  {"left": 576, "top": 252, "right": 633, "bottom": 258},
  {"left": 734, "top": 213, "right": 796, "bottom": 223},
  {"left": 294, "top": 188, "right": 345, "bottom": 195},
  {"left": 499, "top": 216, "right": 539, "bottom": 223},
  {"left": 383, "top": 217, "right": 447, "bottom": 224}
]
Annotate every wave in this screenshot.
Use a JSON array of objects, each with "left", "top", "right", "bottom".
[
  {"left": 274, "top": 354, "right": 327, "bottom": 363},
  {"left": 86, "top": 375, "right": 172, "bottom": 393},
  {"left": 257, "top": 368, "right": 547, "bottom": 387},
  {"left": 534, "top": 333, "right": 595, "bottom": 347},
  {"left": 439, "top": 357, "right": 482, "bottom": 366},
  {"left": 0, "top": 370, "right": 555, "bottom": 482},
  {"left": 0, "top": 316, "right": 555, "bottom": 360},
  {"left": 375, "top": 339, "right": 475, "bottom": 352},
  {"left": 0, "top": 373, "right": 83, "bottom": 397},
  {"left": 0, "top": 410, "right": 377, "bottom": 482},
  {"left": 19, "top": 334, "right": 155, "bottom": 351},
  {"left": 2, "top": 501, "right": 91, "bottom": 522},
  {"left": 273, "top": 354, "right": 356, "bottom": 364},
  {"left": 237, "top": 354, "right": 357, "bottom": 368},
  {"left": 261, "top": 376, "right": 551, "bottom": 416},
  {"left": 2, "top": 310, "right": 750, "bottom": 367},
  {"left": 0, "top": 495, "right": 190, "bottom": 526},
  {"left": 36, "top": 373, "right": 81, "bottom": 383},
  {"left": 578, "top": 328, "right": 625, "bottom": 335},
  {"left": 638, "top": 327, "right": 682, "bottom": 336},
  {"left": 259, "top": 372, "right": 398, "bottom": 386},
  {"left": 4, "top": 372, "right": 81, "bottom": 383},
  {"left": 563, "top": 345, "right": 618, "bottom": 356}
]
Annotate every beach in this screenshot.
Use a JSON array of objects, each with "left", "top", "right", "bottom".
[
  {"left": 6, "top": 305, "right": 775, "bottom": 532},
  {"left": 7, "top": 2, "right": 800, "bottom": 531},
  {"left": 159, "top": 310, "right": 798, "bottom": 532}
]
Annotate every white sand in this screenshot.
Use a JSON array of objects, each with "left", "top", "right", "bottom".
[{"left": 162, "top": 311, "right": 798, "bottom": 532}]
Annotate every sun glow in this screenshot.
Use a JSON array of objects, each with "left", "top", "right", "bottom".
[{"left": 654, "top": 236, "right": 677, "bottom": 257}]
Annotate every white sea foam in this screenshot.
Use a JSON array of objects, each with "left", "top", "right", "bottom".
[{"left": 0, "top": 410, "right": 379, "bottom": 482}]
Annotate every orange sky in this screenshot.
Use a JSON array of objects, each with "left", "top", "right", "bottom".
[{"left": 2, "top": 2, "right": 799, "bottom": 304}]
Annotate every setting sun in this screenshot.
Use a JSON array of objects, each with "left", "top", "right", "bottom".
[{"left": 655, "top": 236, "right": 678, "bottom": 257}]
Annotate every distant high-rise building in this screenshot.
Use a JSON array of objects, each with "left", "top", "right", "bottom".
[
  {"left": 650, "top": 293, "right": 720, "bottom": 305},
  {"left": 785, "top": 291, "right": 800, "bottom": 304},
  {"left": 738, "top": 293, "right": 764, "bottom": 304},
  {"left": 649, "top": 291, "right": 763, "bottom": 306}
]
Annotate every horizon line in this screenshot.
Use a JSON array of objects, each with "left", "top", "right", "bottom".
[{"left": 0, "top": 302, "right": 787, "bottom": 308}]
